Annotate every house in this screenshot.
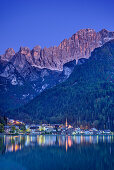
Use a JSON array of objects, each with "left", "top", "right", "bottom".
[
  {"left": 44, "top": 126, "right": 55, "bottom": 133},
  {"left": 30, "top": 125, "right": 39, "bottom": 133},
  {"left": 4, "top": 126, "right": 12, "bottom": 134},
  {"left": 84, "top": 130, "right": 91, "bottom": 135},
  {"left": 103, "top": 130, "right": 111, "bottom": 134},
  {"left": 89, "top": 128, "right": 98, "bottom": 135},
  {"left": 75, "top": 128, "right": 81, "bottom": 134}
]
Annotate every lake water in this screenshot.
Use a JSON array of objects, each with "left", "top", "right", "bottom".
[{"left": 0, "top": 135, "right": 114, "bottom": 170}]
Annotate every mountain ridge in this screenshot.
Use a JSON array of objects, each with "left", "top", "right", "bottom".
[
  {"left": 9, "top": 40, "right": 114, "bottom": 130},
  {"left": 1, "top": 28, "right": 114, "bottom": 71},
  {"left": 0, "top": 28, "right": 114, "bottom": 114}
]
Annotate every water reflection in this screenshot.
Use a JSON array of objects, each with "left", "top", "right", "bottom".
[{"left": 0, "top": 135, "right": 113, "bottom": 154}]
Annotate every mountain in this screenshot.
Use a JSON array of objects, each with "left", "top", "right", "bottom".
[
  {"left": 1, "top": 29, "right": 114, "bottom": 70},
  {"left": 0, "top": 28, "right": 114, "bottom": 111},
  {"left": 0, "top": 58, "right": 77, "bottom": 111},
  {"left": 9, "top": 40, "right": 114, "bottom": 130}
]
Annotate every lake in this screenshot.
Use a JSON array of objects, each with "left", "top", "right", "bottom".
[{"left": 0, "top": 135, "right": 114, "bottom": 170}]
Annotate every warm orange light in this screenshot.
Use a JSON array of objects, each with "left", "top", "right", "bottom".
[
  {"left": 89, "top": 136, "right": 92, "bottom": 143},
  {"left": 12, "top": 144, "right": 13, "bottom": 152},
  {"left": 59, "top": 136, "right": 61, "bottom": 146},
  {"left": 81, "top": 135, "right": 83, "bottom": 143},
  {"left": 68, "top": 125, "right": 72, "bottom": 129},
  {"left": 66, "top": 139, "right": 68, "bottom": 152},
  {"left": 15, "top": 144, "right": 19, "bottom": 152},
  {"left": 68, "top": 136, "right": 72, "bottom": 147}
]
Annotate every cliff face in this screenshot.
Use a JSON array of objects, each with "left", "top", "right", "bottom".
[
  {"left": 0, "top": 28, "right": 114, "bottom": 111},
  {"left": 1, "top": 29, "right": 114, "bottom": 71},
  {"left": 1, "top": 48, "right": 15, "bottom": 61}
]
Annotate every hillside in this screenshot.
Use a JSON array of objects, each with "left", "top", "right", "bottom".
[
  {"left": 0, "top": 28, "right": 114, "bottom": 111},
  {"left": 8, "top": 40, "right": 114, "bottom": 130}
]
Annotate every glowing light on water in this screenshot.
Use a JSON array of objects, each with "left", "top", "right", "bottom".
[
  {"left": 66, "top": 138, "right": 68, "bottom": 152},
  {"left": 81, "top": 135, "right": 83, "bottom": 143},
  {"left": 59, "top": 136, "right": 61, "bottom": 146},
  {"left": 26, "top": 135, "right": 30, "bottom": 146},
  {"left": 1, "top": 135, "right": 113, "bottom": 153},
  {"left": 103, "top": 136, "right": 104, "bottom": 142},
  {"left": 97, "top": 136, "right": 99, "bottom": 144},
  {"left": 89, "top": 136, "right": 92, "bottom": 143},
  {"left": 68, "top": 136, "right": 72, "bottom": 147}
]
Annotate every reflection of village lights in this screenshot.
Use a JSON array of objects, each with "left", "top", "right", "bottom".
[
  {"left": 97, "top": 136, "right": 99, "bottom": 144},
  {"left": 68, "top": 136, "right": 72, "bottom": 147},
  {"left": 39, "top": 135, "right": 45, "bottom": 145},
  {"left": 20, "top": 135, "right": 22, "bottom": 141},
  {"left": 103, "top": 136, "right": 104, "bottom": 142},
  {"left": 2, "top": 135, "right": 113, "bottom": 154},
  {"left": 66, "top": 138, "right": 68, "bottom": 152},
  {"left": 59, "top": 136, "right": 61, "bottom": 146},
  {"left": 110, "top": 136, "right": 111, "bottom": 142},
  {"left": 15, "top": 144, "right": 19, "bottom": 152},
  {"left": 8, "top": 144, "right": 20, "bottom": 152},
  {"left": 43, "top": 136, "right": 45, "bottom": 145},
  {"left": 27, "top": 135, "right": 30, "bottom": 145},
  {"left": 108, "top": 136, "right": 110, "bottom": 142},
  {"left": 12, "top": 144, "right": 13, "bottom": 152},
  {"left": 37, "top": 135, "right": 39, "bottom": 144},
  {"left": 89, "top": 136, "right": 92, "bottom": 143},
  {"left": 73, "top": 136, "right": 77, "bottom": 143},
  {"left": 81, "top": 135, "right": 83, "bottom": 143}
]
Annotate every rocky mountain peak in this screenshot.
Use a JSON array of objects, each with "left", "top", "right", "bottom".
[
  {"left": 19, "top": 46, "right": 31, "bottom": 55},
  {"left": 77, "top": 28, "right": 96, "bottom": 34},
  {"left": 1, "top": 28, "right": 114, "bottom": 71},
  {"left": 31, "top": 46, "right": 42, "bottom": 65},
  {"left": 33, "top": 45, "right": 41, "bottom": 51},
  {"left": 99, "top": 29, "right": 110, "bottom": 38},
  {"left": 1, "top": 48, "right": 15, "bottom": 61},
  {"left": 100, "top": 28, "right": 109, "bottom": 34},
  {"left": 19, "top": 46, "right": 34, "bottom": 65},
  {"left": 98, "top": 29, "right": 114, "bottom": 44}
]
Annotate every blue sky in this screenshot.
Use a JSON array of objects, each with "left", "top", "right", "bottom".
[{"left": 0, "top": 0, "right": 114, "bottom": 54}]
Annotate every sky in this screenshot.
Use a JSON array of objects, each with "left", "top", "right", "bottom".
[{"left": 0, "top": 0, "right": 114, "bottom": 54}]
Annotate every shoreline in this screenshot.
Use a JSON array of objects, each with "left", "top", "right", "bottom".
[{"left": 0, "top": 133, "right": 114, "bottom": 136}]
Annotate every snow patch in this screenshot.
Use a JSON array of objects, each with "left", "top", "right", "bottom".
[
  {"left": 42, "top": 84, "right": 48, "bottom": 90},
  {"left": 64, "top": 67, "right": 72, "bottom": 78},
  {"left": 11, "top": 77, "right": 18, "bottom": 85}
]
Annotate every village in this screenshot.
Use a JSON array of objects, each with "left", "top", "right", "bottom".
[{"left": 2, "top": 118, "right": 113, "bottom": 136}]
